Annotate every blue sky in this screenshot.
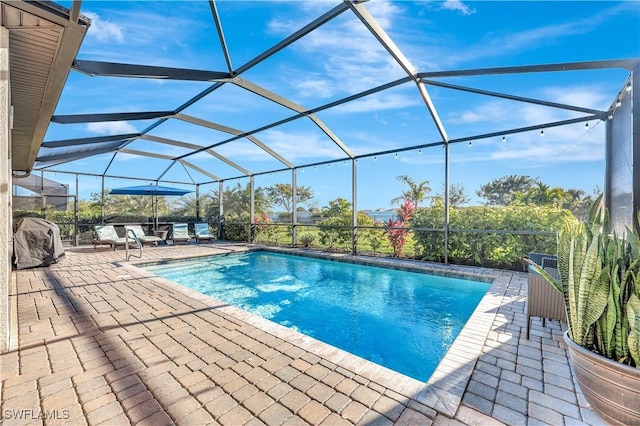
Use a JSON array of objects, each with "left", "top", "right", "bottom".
[{"left": 36, "top": 0, "right": 639, "bottom": 210}]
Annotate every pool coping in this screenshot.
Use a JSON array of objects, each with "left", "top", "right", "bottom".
[{"left": 123, "top": 245, "right": 509, "bottom": 418}]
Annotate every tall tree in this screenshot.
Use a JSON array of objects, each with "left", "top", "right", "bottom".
[
  {"left": 476, "top": 175, "right": 539, "bottom": 205},
  {"left": 391, "top": 174, "right": 431, "bottom": 206},
  {"left": 433, "top": 182, "right": 470, "bottom": 207},
  {"left": 266, "top": 183, "right": 314, "bottom": 213},
  {"left": 563, "top": 188, "right": 598, "bottom": 220},
  {"left": 168, "top": 193, "right": 216, "bottom": 218},
  {"left": 324, "top": 198, "right": 351, "bottom": 217},
  {"left": 207, "top": 182, "right": 269, "bottom": 220},
  {"left": 513, "top": 182, "right": 565, "bottom": 206}
]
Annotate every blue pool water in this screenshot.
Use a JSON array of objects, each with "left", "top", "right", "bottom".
[{"left": 141, "top": 251, "right": 490, "bottom": 381}]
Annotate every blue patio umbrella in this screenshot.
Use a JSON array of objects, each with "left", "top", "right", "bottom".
[
  {"left": 109, "top": 184, "right": 191, "bottom": 196},
  {"left": 109, "top": 185, "right": 192, "bottom": 229}
]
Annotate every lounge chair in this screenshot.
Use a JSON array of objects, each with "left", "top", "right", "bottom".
[
  {"left": 93, "top": 225, "right": 130, "bottom": 250},
  {"left": 124, "top": 225, "right": 162, "bottom": 246},
  {"left": 195, "top": 223, "right": 215, "bottom": 243},
  {"left": 172, "top": 223, "right": 191, "bottom": 244}
]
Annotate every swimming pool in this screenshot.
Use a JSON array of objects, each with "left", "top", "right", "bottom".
[{"left": 141, "top": 251, "right": 490, "bottom": 381}]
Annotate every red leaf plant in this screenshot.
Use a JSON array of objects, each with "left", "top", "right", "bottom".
[
  {"left": 384, "top": 199, "right": 416, "bottom": 257},
  {"left": 253, "top": 213, "right": 273, "bottom": 241}
]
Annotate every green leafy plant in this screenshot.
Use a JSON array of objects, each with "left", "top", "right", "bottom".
[
  {"left": 363, "top": 223, "right": 386, "bottom": 254},
  {"left": 527, "top": 198, "right": 640, "bottom": 368}
]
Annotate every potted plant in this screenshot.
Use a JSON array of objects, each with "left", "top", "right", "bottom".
[{"left": 526, "top": 197, "right": 640, "bottom": 426}]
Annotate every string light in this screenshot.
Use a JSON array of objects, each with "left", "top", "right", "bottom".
[
  {"left": 373, "top": 156, "right": 377, "bottom": 161},
  {"left": 585, "top": 122, "right": 589, "bottom": 128},
  {"left": 616, "top": 98, "right": 622, "bottom": 108},
  {"left": 394, "top": 153, "right": 398, "bottom": 159},
  {"left": 540, "top": 129, "right": 544, "bottom": 136},
  {"left": 608, "top": 113, "right": 614, "bottom": 120},
  {"left": 502, "top": 136, "right": 506, "bottom": 142},
  {"left": 626, "top": 80, "right": 632, "bottom": 92},
  {"left": 468, "top": 142, "right": 472, "bottom": 147},
  {"left": 418, "top": 149, "right": 422, "bottom": 155}
]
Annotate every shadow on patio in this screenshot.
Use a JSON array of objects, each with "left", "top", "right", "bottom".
[{"left": 0, "top": 245, "right": 603, "bottom": 425}]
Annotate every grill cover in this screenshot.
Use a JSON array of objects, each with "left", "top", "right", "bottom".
[{"left": 13, "top": 217, "right": 65, "bottom": 270}]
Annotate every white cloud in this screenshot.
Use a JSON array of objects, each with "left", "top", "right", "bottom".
[
  {"left": 406, "top": 2, "right": 634, "bottom": 70},
  {"left": 432, "top": 83, "right": 610, "bottom": 167},
  {"left": 266, "top": 130, "right": 347, "bottom": 161},
  {"left": 80, "top": 6, "right": 211, "bottom": 66},
  {"left": 294, "top": 78, "right": 335, "bottom": 99},
  {"left": 447, "top": 102, "right": 509, "bottom": 124},
  {"left": 441, "top": 0, "right": 475, "bottom": 16},
  {"left": 267, "top": 1, "right": 407, "bottom": 99},
  {"left": 365, "top": 1, "right": 403, "bottom": 29},
  {"left": 184, "top": 129, "right": 346, "bottom": 164},
  {"left": 539, "top": 86, "right": 611, "bottom": 111},
  {"left": 333, "top": 93, "right": 419, "bottom": 113},
  {"left": 397, "top": 122, "right": 604, "bottom": 169},
  {"left": 489, "top": 123, "right": 605, "bottom": 164},
  {"left": 83, "top": 12, "right": 125, "bottom": 44},
  {"left": 87, "top": 121, "right": 137, "bottom": 135},
  {"left": 446, "top": 84, "right": 609, "bottom": 127}
]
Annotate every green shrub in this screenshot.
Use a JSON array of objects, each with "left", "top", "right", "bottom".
[
  {"left": 298, "top": 233, "right": 315, "bottom": 248},
  {"left": 411, "top": 204, "right": 576, "bottom": 269},
  {"left": 318, "top": 212, "right": 373, "bottom": 250},
  {"left": 223, "top": 222, "right": 250, "bottom": 242}
]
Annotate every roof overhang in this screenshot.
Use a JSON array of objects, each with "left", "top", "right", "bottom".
[{"left": 1, "top": 0, "right": 89, "bottom": 173}]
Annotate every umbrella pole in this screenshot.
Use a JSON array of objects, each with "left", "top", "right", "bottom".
[{"left": 153, "top": 195, "right": 158, "bottom": 231}]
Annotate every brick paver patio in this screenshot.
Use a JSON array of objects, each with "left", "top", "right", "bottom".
[{"left": 1, "top": 243, "right": 604, "bottom": 425}]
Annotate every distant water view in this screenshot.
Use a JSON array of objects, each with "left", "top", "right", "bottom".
[{"left": 270, "top": 209, "right": 397, "bottom": 224}]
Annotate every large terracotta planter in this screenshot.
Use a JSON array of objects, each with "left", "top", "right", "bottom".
[{"left": 564, "top": 331, "right": 640, "bottom": 425}]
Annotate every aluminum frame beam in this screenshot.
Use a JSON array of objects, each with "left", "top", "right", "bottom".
[
  {"left": 175, "top": 113, "right": 294, "bottom": 168},
  {"left": 42, "top": 133, "right": 140, "bottom": 148},
  {"left": 72, "top": 59, "right": 232, "bottom": 81},
  {"left": 51, "top": 111, "right": 174, "bottom": 124},
  {"left": 417, "top": 59, "right": 640, "bottom": 79},
  {"left": 134, "top": 2, "right": 349, "bottom": 138},
  {"left": 34, "top": 0, "right": 638, "bottom": 205},
  {"left": 421, "top": 79, "right": 607, "bottom": 116},
  {"left": 118, "top": 148, "right": 175, "bottom": 160},
  {"left": 346, "top": 1, "right": 450, "bottom": 143},
  {"left": 179, "top": 160, "right": 221, "bottom": 182},
  {"left": 172, "top": 76, "right": 414, "bottom": 162},
  {"left": 209, "top": 0, "right": 233, "bottom": 74},
  {"left": 42, "top": 168, "right": 192, "bottom": 185},
  {"left": 36, "top": 145, "right": 119, "bottom": 162},
  {"left": 233, "top": 77, "right": 355, "bottom": 158},
  {"left": 141, "top": 134, "right": 251, "bottom": 175},
  {"left": 118, "top": 148, "right": 222, "bottom": 181},
  {"left": 234, "top": 3, "right": 350, "bottom": 75}
]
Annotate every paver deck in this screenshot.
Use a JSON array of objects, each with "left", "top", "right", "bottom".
[{"left": 1, "top": 243, "right": 605, "bottom": 425}]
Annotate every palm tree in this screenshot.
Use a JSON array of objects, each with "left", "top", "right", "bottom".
[
  {"left": 513, "top": 183, "right": 565, "bottom": 207},
  {"left": 390, "top": 174, "right": 431, "bottom": 206}
]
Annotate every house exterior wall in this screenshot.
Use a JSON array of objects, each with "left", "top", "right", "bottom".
[{"left": 1, "top": 26, "right": 12, "bottom": 352}]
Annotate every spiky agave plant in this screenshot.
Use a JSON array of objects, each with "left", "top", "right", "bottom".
[{"left": 526, "top": 196, "right": 640, "bottom": 368}]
